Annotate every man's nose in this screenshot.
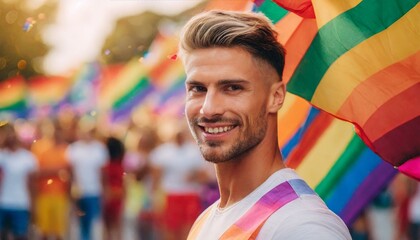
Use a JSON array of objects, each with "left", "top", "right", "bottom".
[{"left": 200, "top": 90, "right": 223, "bottom": 117}]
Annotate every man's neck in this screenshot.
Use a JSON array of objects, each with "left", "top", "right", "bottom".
[{"left": 215, "top": 146, "right": 285, "bottom": 209}]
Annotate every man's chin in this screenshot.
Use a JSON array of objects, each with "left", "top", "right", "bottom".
[{"left": 199, "top": 146, "right": 225, "bottom": 163}]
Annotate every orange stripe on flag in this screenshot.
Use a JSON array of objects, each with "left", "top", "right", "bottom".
[
  {"left": 277, "top": 94, "right": 311, "bottom": 148},
  {"left": 337, "top": 52, "right": 420, "bottom": 126},
  {"left": 363, "top": 83, "right": 420, "bottom": 142},
  {"left": 205, "top": 0, "right": 250, "bottom": 10},
  {"left": 286, "top": 112, "right": 333, "bottom": 169},
  {"left": 277, "top": 16, "right": 317, "bottom": 84}
]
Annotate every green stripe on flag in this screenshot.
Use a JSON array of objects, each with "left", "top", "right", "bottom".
[
  {"left": 0, "top": 99, "right": 27, "bottom": 112},
  {"left": 112, "top": 76, "right": 149, "bottom": 109},
  {"left": 315, "top": 135, "right": 366, "bottom": 199},
  {"left": 287, "top": 0, "right": 419, "bottom": 101},
  {"left": 256, "top": 0, "right": 288, "bottom": 24}
]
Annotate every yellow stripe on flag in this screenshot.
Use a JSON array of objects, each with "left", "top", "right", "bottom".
[
  {"left": 311, "top": 4, "right": 420, "bottom": 113},
  {"left": 296, "top": 119, "right": 354, "bottom": 188},
  {"left": 312, "top": 0, "right": 362, "bottom": 28}
]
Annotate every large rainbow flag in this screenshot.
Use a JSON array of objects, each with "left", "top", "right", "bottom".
[{"left": 256, "top": 0, "right": 420, "bottom": 179}]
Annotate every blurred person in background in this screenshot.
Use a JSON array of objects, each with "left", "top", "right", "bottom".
[
  {"left": 149, "top": 124, "right": 209, "bottom": 240},
  {"left": 366, "top": 188, "right": 395, "bottom": 240},
  {"left": 31, "top": 118, "right": 54, "bottom": 159},
  {"left": 102, "top": 136, "right": 125, "bottom": 240},
  {"left": 0, "top": 122, "right": 38, "bottom": 240},
  {"left": 31, "top": 121, "right": 72, "bottom": 240},
  {"left": 131, "top": 127, "right": 159, "bottom": 240},
  {"left": 349, "top": 211, "right": 370, "bottom": 240},
  {"left": 66, "top": 118, "right": 108, "bottom": 240},
  {"left": 407, "top": 178, "right": 420, "bottom": 240},
  {"left": 121, "top": 125, "right": 159, "bottom": 240}
]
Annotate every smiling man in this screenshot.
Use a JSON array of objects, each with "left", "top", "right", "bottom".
[{"left": 178, "top": 10, "right": 351, "bottom": 240}]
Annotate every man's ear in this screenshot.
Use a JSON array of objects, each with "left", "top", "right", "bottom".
[{"left": 267, "top": 81, "right": 286, "bottom": 113}]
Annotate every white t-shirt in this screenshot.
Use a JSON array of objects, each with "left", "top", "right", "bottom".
[
  {"left": 0, "top": 149, "right": 38, "bottom": 209},
  {"left": 195, "top": 168, "right": 351, "bottom": 240},
  {"left": 150, "top": 141, "right": 206, "bottom": 194},
  {"left": 67, "top": 140, "right": 108, "bottom": 197}
]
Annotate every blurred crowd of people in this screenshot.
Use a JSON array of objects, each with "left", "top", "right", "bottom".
[
  {"left": 0, "top": 110, "right": 419, "bottom": 240},
  {"left": 0, "top": 110, "right": 216, "bottom": 240},
  {"left": 350, "top": 173, "right": 420, "bottom": 240}
]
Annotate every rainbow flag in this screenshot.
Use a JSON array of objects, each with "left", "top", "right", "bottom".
[
  {"left": 27, "top": 75, "right": 71, "bottom": 107},
  {"left": 265, "top": 0, "right": 420, "bottom": 179},
  {"left": 0, "top": 76, "right": 29, "bottom": 118},
  {"left": 66, "top": 63, "right": 101, "bottom": 113},
  {"left": 97, "top": 59, "right": 153, "bottom": 121}
]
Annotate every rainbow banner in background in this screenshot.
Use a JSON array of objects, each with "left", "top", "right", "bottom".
[
  {"left": 265, "top": 0, "right": 420, "bottom": 179},
  {"left": 0, "top": 76, "right": 28, "bottom": 118},
  {"left": 27, "top": 75, "right": 71, "bottom": 106}
]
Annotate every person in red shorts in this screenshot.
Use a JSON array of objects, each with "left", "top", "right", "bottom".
[
  {"left": 150, "top": 126, "right": 209, "bottom": 240},
  {"left": 101, "top": 136, "right": 125, "bottom": 240}
]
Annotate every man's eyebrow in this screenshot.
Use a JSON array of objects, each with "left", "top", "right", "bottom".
[
  {"left": 217, "top": 79, "right": 249, "bottom": 85},
  {"left": 185, "top": 79, "right": 250, "bottom": 86},
  {"left": 185, "top": 79, "right": 202, "bottom": 85}
]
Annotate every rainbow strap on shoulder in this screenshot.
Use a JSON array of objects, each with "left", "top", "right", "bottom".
[{"left": 188, "top": 179, "right": 316, "bottom": 240}]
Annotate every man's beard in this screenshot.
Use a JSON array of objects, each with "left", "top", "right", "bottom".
[{"left": 188, "top": 111, "right": 267, "bottom": 163}]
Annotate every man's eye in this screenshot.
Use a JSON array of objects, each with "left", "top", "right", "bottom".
[
  {"left": 226, "top": 85, "right": 243, "bottom": 91},
  {"left": 189, "top": 86, "right": 207, "bottom": 92}
]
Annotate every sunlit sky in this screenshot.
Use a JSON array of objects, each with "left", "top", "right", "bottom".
[{"left": 21, "top": 0, "right": 203, "bottom": 75}]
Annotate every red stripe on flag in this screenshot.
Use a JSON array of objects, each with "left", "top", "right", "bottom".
[
  {"left": 372, "top": 116, "right": 420, "bottom": 166},
  {"left": 286, "top": 111, "right": 333, "bottom": 168},
  {"left": 363, "top": 83, "right": 420, "bottom": 142}
]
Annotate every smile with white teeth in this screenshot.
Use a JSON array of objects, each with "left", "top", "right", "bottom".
[{"left": 204, "top": 126, "right": 234, "bottom": 134}]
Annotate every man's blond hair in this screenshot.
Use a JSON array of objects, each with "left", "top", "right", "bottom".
[{"left": 178, "top": 10, "right": 286, "bottom": 80}]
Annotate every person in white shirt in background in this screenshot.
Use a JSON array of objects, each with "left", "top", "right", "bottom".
[
  {"left": 149, "top": 122, "right": 210, "bottom": 240},
  {"left": 178, "top": 10, "right": 352, "bottom": 240},
  {"left": 66, "top": 119, "right": 108, "bottom": 240},
  {"left": 0, "top": 122, "right": 37, "bottom": 240}
]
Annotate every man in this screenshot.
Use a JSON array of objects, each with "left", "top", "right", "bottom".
[
  {"left": 178, "top": 10, "right": 352, "bottom": 239},
  {"left": 32, "top": 122, "right": 72, "bottom": 240},
  {"left": 0, "top": 122, "right": 38, "bottom": 240},
  {"left": 66, "top": 119, "right": 108, "bottom": 240}
]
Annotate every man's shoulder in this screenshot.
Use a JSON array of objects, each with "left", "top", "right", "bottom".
[{"left": 260, "top": 197, "right": 351, "bottom": 239}]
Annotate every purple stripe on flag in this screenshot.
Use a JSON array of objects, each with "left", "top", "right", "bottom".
[{"left": 340, "top": 162, "right": 397, "bottom": 224}]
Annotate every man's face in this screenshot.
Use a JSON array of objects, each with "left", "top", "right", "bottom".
[{"left": 183, "top": 47, "right": 273, "bottom": 163}]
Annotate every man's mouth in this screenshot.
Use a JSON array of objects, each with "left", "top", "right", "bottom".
[{"left": 204, "top": 126, "right": 234, "bottom": 134}]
